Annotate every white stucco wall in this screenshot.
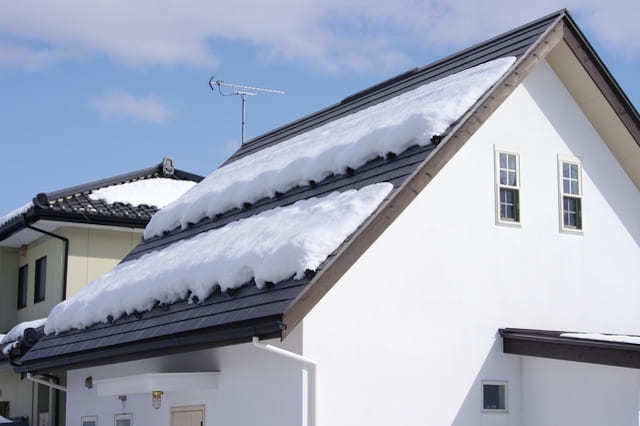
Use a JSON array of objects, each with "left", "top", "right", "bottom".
[
  {"left": 301, "top": 58, "right": 640, "bottom": 426},
  {"left": 65, "top": 327, "right": 304, "bottom": 426},
  {"left": 521, "top": 357, "right": 640, "bottom": 426}
]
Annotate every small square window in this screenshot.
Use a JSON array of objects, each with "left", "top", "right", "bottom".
[
  {"left": 34, "top": 256, "right": 46, "bottom": 303},
  {"left": 495, "top": 148, "right": 520, "bottom": 225},
  {"left": 115, "top": 414, "right": 132, "bottom": 426},
  {"left": 82, "top": 416, "right": 98, "bottom": 426},
  {"left": 17, "top": 265, "right": 28, "bottom": 309},
  {"left": 483, "top": 381, "right": 507, "bottom": 412}
]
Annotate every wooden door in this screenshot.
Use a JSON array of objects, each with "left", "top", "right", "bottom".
[{"left": 171, "top": 405, "right": 205, "bottom": 426}]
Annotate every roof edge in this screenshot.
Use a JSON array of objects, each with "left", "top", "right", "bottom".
[
  {"left": 560, "top": 14, "right": 640, "bottom": 148},
  {"left": 501, "top": 328, "right": 640, "bottom": 369},
  {"left": 16, "top": 316, "right": 284, "bottom": 374},
  {"left": 281, "top": 12, "right": 567, "bottom": 335}
]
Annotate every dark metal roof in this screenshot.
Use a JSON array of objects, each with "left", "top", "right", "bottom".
[
  {"left": 0, "top": 161, "right": 203, "bottom": 242},
  {"left": 500, "top": 328, "right": 640, "bottom": 369},
  {"left": 16, "top": 11, "right": 566, "bottom": 373}
]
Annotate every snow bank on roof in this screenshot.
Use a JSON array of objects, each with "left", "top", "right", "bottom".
[
  {"left": 46, "top": 182, "right": 393, "bottom": 334},
  {"left": 0, "top": 318, "right": 46, "bottom": 345},
  {"left": 561, "top": 332, "right": 640, "bottom": 345},
  {"left": 0, "top": 201, "right": 33, "bottom": 227},
  {"left": 0, "top": 415, "right": 12, "bottom": 423},
  {"left": 89, "top": 178, "right": 196, "bottom": 208},
  {"left": 145, "top": 57, "right": 515, "bottom": 238}
]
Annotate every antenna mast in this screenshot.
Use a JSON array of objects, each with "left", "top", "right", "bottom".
[{"left": 209, "top": 77, "right": 285, "bottom": 145}]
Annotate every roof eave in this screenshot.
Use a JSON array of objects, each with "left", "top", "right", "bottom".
[
  {"left": 500, "top": 328, "right": 640, "bottom": 369},
  {"left": 15, "top": 316, "right": 284, "bottom": 374}
]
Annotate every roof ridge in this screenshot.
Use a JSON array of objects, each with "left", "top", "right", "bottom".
[{"left": 45, "top": 164, "right": 203, "bottom": 202}]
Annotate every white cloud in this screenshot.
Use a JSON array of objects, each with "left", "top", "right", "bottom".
[
  {"left": 0, "top": 1, "right": 638, "bottom": 72},
  {"left": 0, "top": 40, "right": 77, "bottom": 69},
  {"left": 92, "top": 92, "right": 170, "bottom": 124}
]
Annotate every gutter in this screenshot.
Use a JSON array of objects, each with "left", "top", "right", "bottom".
[
  {"left": 26, "top": 223, "right": 69, "bottom": 300},
  {"left": 252, "top": 337, "right": 316, "bottom": 426}
]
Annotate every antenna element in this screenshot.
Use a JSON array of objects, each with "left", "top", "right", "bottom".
[{"left": 209, "top": 77, "right": 285, "bottom": 145}]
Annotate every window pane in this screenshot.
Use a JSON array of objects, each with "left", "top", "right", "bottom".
[
  {"left": 17, "top": 265, "right": 28, "bottom": 309},
  {"left": 563, "top": 179, "right": 570, "bottom": 194},
  {"left": 82, "top": 422, "right": 96, "bottom": 426},
  {"left": 499, "top": 153, "right": 507, "bottom": 168},
  {"left": 499, "top": 188, "right": 519, "bottom": 221},
  {"left": 116, "top": 420, "right": 131, "bottom": 426},
  {"left": 563, "top": 162, "right": 570, "bottom": 178},
  {"left": 571, "top": 179, "right": 579, "bottom": 195},
  {"left": 508, "top": 171, "right": 517, "bottom": 186},
  {"left": 483, "top": 384, "right": 506, "bottom": 410},
  {"left": 507, "top": 154, "right": 516, "bottom": 170},
  {"left": 500, "top": 170, "right": 507, "bottom": 185},
  {"left": 563, "top": 197, "right": 582, "bottom": 229},
  {"left": 570, "top": 164, "right": 578, "bottom": 179},
  {"left": 34, "top": 256, "right": 46, "bottom": 303}
]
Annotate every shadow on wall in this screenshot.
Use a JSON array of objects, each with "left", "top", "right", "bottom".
[
  {"left": 524, "top": 63, "right": 640, "bottom": 247},
  {"left": 451, "top": 336, "right": 520, "bottom": 426}
]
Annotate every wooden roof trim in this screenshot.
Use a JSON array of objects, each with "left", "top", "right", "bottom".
[
  {"left": 561, "top": 17, "right": 640, "bottom": 149},
  {"left": 281, "top": 14, "right": 567, "bottom": 335},
  {"left": 501, "top": 328, "right": 640, "bottom": 369}
]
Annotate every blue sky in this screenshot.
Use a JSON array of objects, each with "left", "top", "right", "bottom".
[{"left": 1, "top": 1, "right": 639, "bottom": 215}]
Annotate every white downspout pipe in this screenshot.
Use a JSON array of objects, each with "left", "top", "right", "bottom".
[
  {"left": 252, "top": 337, "right": 316, "bottom": 426},
  {"left": 26, "top": 373, "right": 67, "bottom": 392}
]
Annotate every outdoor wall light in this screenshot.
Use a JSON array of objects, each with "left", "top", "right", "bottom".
[{"left": 152, "top": 390, "right": 163, "bottom": 409}]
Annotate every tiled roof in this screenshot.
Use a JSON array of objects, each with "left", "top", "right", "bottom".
[{"left": 0, "top": 160, "right": 203, "bottom": 242}]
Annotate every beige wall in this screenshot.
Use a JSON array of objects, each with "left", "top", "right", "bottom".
[
  {"left": 1, "top": 225, "right": 141, "bottom": 426},
  {"left": 64, "top": 227, "right": 142, "bottom": 298},
  {"left": 16, "top": 233, "right": 66, "bottom": 324},
  {"left": 0, "top": 248, "right": 18, "bottom": 332},
  {"left": 0, "top": 370, "right": 32, "bottom": 421},
  {"left": 3, "top": 226, "right": 142, "bottom": 326}
]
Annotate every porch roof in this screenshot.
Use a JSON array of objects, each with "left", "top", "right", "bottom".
[{"left": 500, "top": 328, "right": 640, "bottom": 369}]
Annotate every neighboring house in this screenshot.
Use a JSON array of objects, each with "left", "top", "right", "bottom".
[
  {"left": 8, "top": 9, "right": 640, "bottom": 426},
  {"left": 0, "top": 158, "right": 202, "bottom": 426}
]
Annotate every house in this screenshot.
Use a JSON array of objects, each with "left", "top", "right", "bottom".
[
  {"left": 0, "top": 158, "right": 202, "bottom": 425},
  {"left": 10, "top": 9, "right": 640, "bottom": 426}
]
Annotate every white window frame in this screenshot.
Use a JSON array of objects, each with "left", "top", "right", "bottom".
[
  {"left": 482, "top": 380, "right": 508, "bottom": 413},
  {"left": 82, "top": 416, "right": 98, "bottom": 426},
  {"left": 557, "top": 155, "right": 584, "bottom": 234},
  {"left": 115, "top": 414, "right": 133, "bottom": 426},
  {"left": 494, "top": 147, "right": 521, "bottom": 226}
]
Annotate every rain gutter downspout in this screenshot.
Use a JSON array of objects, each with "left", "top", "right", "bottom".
[
  {"left": 25, "top": 223, "right": 69, "bottom": 300},
  {"left": 252, "top": 337, "right": 316, "bottom": 426}
]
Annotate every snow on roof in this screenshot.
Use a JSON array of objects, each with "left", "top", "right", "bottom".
[
  {"left": 89, "top": 178, "right": 197, "bottom": 209},
  {"left": 561, "top": 332, "right": 640, "bottom": 345},
  {"left": 0, "top": 201, "right": 33, "bottom": 227},
  {"left": 0, "top": 415, "right": 12, "bottom": 423},
  {"left": 45, "top": 182, "right": 393, "bottom": 334},
  {"left": 0, "top": 318, "right": 46, "bottom": 345},
  {"left": 145, "top": 56, "right": 516, "bottom": 238}
]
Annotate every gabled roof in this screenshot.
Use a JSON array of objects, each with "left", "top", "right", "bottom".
[
  {"left": 0, "top": 158, "right": 203, "bottom": 246},
  {"left": 16, "top": 9, "right": 640, "bottom": 373},
  {"left": 500, "top": 328, "right": 640, "bottom": 369}
]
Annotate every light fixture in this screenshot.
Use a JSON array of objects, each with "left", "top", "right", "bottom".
[{"left": 152, "top": 390, "right": 163, "bottom": 409}]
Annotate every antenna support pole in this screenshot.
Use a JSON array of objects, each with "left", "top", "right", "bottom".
[
  {"left": 241, "top": 94, "right": 246, "bottom": 144},
  {"left": 209, "top": 76, "right": 285, "bottom": 145}
]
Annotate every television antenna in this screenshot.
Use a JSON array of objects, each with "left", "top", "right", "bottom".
[{"left": 209, "top": 77, "right": 285, "bottom": 145}]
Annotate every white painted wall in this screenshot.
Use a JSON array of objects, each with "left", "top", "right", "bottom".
[
  {"left": 301, "top": 59, "right": 640, "bottom": 426},
  {"left": 521, "top": 357, "right": 640, "bottom": 426},
  {"left": 65, "top": 327, "right": 304, "bottom": 426}
]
